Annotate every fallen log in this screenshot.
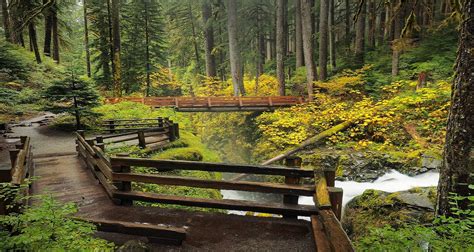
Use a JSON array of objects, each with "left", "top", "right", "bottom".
[
  {"left": 232, "top": 119, "right": 354, "bottom": 181},
  {"left": 261, "top": 120, "right": 354, "bottom": 165}
]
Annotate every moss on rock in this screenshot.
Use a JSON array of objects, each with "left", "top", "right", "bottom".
[{"left": 342, "top": 187, "right": 436, "bottom": 241}]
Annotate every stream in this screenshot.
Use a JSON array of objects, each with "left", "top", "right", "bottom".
[{"left": 222, "top": 170, "right": 439, "bottom": 218}]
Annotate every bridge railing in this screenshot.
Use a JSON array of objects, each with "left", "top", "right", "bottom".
[
  {"left": 75, "top": 133, "right": 353, "bottom": 250},
  {"left": 0, "top": 136, "right": 33, "bottom": 215},
  {"left": 88, "top": 117, "right": 179, "bottom": 149},
  {"left": 105, "top": 96, "right": 305, "bottom": 109}
]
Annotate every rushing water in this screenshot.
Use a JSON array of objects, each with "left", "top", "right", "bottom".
[{"left": 222, "top": 170, "right": 440, "bottom": 217}]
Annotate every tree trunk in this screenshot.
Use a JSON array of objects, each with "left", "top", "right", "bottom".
[
  {"left": 436, "top": 0, "right": 474, "bottom": 216},
  {"left": 319, "top": 0, "right": 329, "bottom": 80},
  {"left": 276, "top": 0, "right": 286, "bottom": 96},
  {"left": 391, "top": 3, "right": 401, "bottom": 77},
  {"left": 368, "top": 0, "right": 376, "bottom": 49},
  {"left": 44, "top": 7, "right": 52, "bottom": 57},
  {"left": 202, "top": 0, "right": 217, "bottom": 77},
  {"left": 295, "top": 0, "right": 304, "bottom": 67},
  {"left": 28, "top": 22, "right": 41, "bottom": 63},
  {"left": 188, "top": 4, "right": 201, "bottom": 69},
  {"left": 345, "top": 0, "right": 351, "bottom": 46},
  {"left": 301, "top": 0, "right": 317, "bottom": 101},
  {"left": 354, "top": 0, "right": 366, "bottom": 67},
  {"left": 83, "top": 0, "right": 92, "bottom": 77},
  {"left": 376, "top": 5, "right": 384, "bottom": 46},
  {"left": 52, "top": 8, "right": 60, "bottom": 63},
  {"left": 257, "top": 5, "right": 265, "bottom": 78},
  {"left": 1, "top": 0, "right": 11, "bottom": 42},
  {"left": 227, "top": 0, "right": 245, "bottom": 96},
  {"left": 107, "top": 0, "right": 115, "bottom": 79},
  {"left": 145, "top": 0, "right": 151, "bottom": 96},
  {"left": 328, "top": 0, "right": 336, "bottom": 71},
  {"left": 111, "top": 0, "right": 121, "bottom": 96}
]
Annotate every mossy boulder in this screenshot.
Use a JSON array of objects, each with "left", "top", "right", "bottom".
[
  {"left": 301, "top": 149, "right": 441, "bottom": 182},
  {"left": 342, "top": 187, "right": 436, "bottom": 241}
]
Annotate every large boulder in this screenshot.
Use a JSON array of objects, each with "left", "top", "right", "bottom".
[
  {"left": 302, "top": 149, "right": 441, "bottom": 182},
  {"left": 341, "top": 187, "right": 436, "bottom": 241}
]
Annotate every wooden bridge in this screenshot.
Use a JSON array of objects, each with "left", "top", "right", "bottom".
[
  {"left": 105, "top": 96, "right": 306, "bottom": 112},
  {"left": 1, "top": 122, "right": 353, "bottom": 251}
]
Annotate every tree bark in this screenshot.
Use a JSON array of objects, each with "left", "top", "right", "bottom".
[
  {"left": 1, "top": 0, "right": 11, "bottom": 42},
  {"left": 83, "top": 0, "right": 92, "bottom": 77},
  {"left": 391, "top": 3, "right": 401, "bottom": 77},
  {"left": 28, "top": 22, "right": 41, "bottom": 63},
  {"left": 345, "top": 0, "right": 351, "bottom": 47},
  {"left": 295, "top": 0, "right": 304, "bottom": 67},
  {"left": 188, "top": 4, "right": 201, "bottom": 69},
  {"left": 276, "top": 0, "right": 286, "bottom": 96},
  {"left": 329, "top": 0, "right": 336, "bottom": 70},
  {"left": 145, "top": 0, "right": 151, "bottom": 96},
  {"left": 301, "top": 0, "right": 317, "bottom": 101},
  {"left": 257, "top": 5, "right": 265, "bottom": 79},
  {"left": 368, "top": 0, "right": 376, "bottom": 49},
  {"left": 52, "top": 7, "right": 60, "bottom": 63},
  {"left": 111, "top": 0, "right": 121, "bottom": 96},
  {"left": 227, "top": 0, "right": 245, "bottom": 96},
  {"left": 319, "top": 0, "right": 329, "bottom": 80},
  {"left": 202, "top": 0, "right": 217, "bottom": 78},
  {"left": 354, "top": 0, "right": 366, "bottom": 67},
  {"left": 436, "top": 0, "right": 474, "bottom": 216},
  {"left": 376, "top": 5, "right": 384, "bottom": 46}
]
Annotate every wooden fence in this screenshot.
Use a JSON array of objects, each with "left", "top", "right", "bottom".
[
  {"left": 0, "top": 136, "right": 33, "bottom": 215},
  {"left": 75, "top": 132, "right": 353, "bottom": 250},
  {"left": 89, "top": 117, "right": 179, "bottom": 149}
]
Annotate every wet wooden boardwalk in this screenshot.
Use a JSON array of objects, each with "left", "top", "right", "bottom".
[{"left": 32, "top": 153, "right": 315, "bottom": 250}]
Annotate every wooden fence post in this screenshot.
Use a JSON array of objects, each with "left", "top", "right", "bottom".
[
  {"left": 112, "top": 153, "right": 132, "bottom": 206},
  {"left": 108, "top": 120, "right": 115, "bottom": 133},
  {"left": 137, "top": 131, "right": 146, "bottom": 149},
  {"left": 323, "top": 168, "right": 343, "bottom": 220},
  {"left": 173, "top": 123, "right": 180, "bottom": 139},
  {"left": 283, "top": 156, "right": 302, "bottom": 219},
  {"left": 168, "top": 120, "right": 176, "bottom": 142},
  {"left": 96, "top": 136, "right": 105, "bottom": 151},
  {"left": 157, "top": 117, "right": 164, "bottom": 128}
]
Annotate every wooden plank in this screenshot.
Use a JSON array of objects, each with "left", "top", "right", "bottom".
[
  {"left": 113, "top": 173, "right": 314, "bottom": 196},
  {"left": 79, "top": 218, "right": 186, "bottom": 245},
  {"left": 328, "top": 187, "right": 343, "bottom": 220},
  {"left": 310, "top": 215, "right": 332, "bottom": 252},
  {"left": 113, "top": 191, "right": 319, "bottom": 216},
  {"left": 11, "top": 149, "right": 26, "bottom": 185},
  {"left": 314, "top": 171, "right": 332, "bottom": 209},
  {"left": 319, "top": 210, "right": 354, "bottom": 252},
  {"left": 110, "top": 158, "right": 315, "bottom": 178}
]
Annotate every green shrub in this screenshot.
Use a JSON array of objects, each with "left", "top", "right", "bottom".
[{"left": 0, "top": 182, "right": 114, "bottom": 250}]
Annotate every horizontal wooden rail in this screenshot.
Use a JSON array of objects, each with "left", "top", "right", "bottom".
[
  {"left": 113, "top": 173, "right": 315, "bottom": 196},
  {"left": 110, "top": 157, "right": 315, "bottom": 178},
  {"left": 113, "top": 191, "right": 319, "bottom": 216}
]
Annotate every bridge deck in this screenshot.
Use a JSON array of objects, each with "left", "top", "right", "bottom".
[
  {"left": 106, "top": 96, "right": 305, "bottom": 112},
  {"left": 32, "top": 153, "right": 315, "bottom": 250}
]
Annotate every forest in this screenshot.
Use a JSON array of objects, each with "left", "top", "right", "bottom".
[{"left": 0, "top": 0, "right": 473, "bottom": 251}]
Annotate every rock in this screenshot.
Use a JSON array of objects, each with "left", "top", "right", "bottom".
[
  {"left": 117, "top": 240, "right": 150, "bottom": 252},
  {"left": 301, "top": 149, "right": 441, "bottom": 182},
  {"left": 342, "top": 187, "right": 436, "bottom": 241}
]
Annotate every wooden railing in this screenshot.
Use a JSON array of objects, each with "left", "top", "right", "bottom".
[
  {"left": 75, "top": 132, "right": 353, "bottom": 250},
  {"left": 105, "top": 96, "right": 305, "bottom": 110},
  {"left": 88, "top": 118, "right": 179, "bottom": 149},
  {"left": 0, "top": 136, "right": 33, "bottom": 215}
]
